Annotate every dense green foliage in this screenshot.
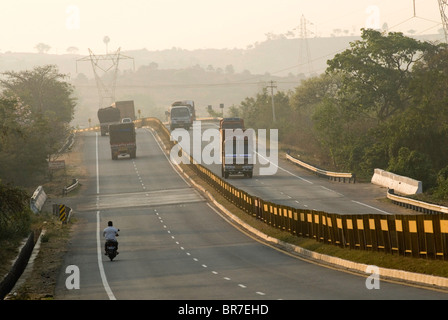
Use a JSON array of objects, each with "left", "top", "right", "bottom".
[
  {"left": 231, "top": 29, "right": 448, "bottom": 198},
  {"left": 0, "top": 65, "right": 76, "bottom": 237},
  {"left": 0, "top": 65, "right": 76, "bottom": 186},
  {"left": 0, "top": 183, "right": 32, "bottom": 240}
]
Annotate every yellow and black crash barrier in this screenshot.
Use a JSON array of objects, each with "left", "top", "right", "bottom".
[
  {"left": 59, "top": 204, "right": 67, "bottom": 223},
  {"left": 145, "top": 117, "right": 448, "bottom": 261}
]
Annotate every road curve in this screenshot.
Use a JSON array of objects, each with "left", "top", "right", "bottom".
[
  {"left": 55, "top": 127, "right": 448, "bottom": 300},
  {"left": 192, "top": 121, "right": 415, "bottom": 216}
]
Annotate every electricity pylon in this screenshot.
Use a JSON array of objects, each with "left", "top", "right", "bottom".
[
  {"left": 77, "top": 47, "right": 134, "bottom": 108},
  {"left": 297, "top": 15, "right": 314, "bottom": 76},
  {"left": 439, "top": 0, "right": 448, "bottom": 42}
]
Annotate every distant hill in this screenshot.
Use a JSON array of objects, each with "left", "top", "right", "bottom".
[{"left": 0, "top": 34, "right": 442, "bottom": 127}]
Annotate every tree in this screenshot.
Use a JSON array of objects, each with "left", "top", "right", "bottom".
[
  {"left": 0, "top": 96, "right": 49, "bottom": 185},
  {"left": 66, "top": 46, "right": 79, "bottom": 54},
  {"left": 35, "top": 43, "right": 51, "bottom": 54},
  {"left": 326, "top": 29, "right": 432, "bottom": 122},
  {"left": 387, "top": 147, "right": 435, "bottom": 190},
  {"left": 310, "top": 29, "right": 442, "bottom": 176},
  {"left": 0, "top": 65, "right": 76, "bottom": 123},
  {"left": 0, "top": 65, "right": 77, "bottom": 185},
  {"left": 237, "top": 88, "right": 292, "bottom": 140},
  {"left": 225, "top": 65, "right": 235, "bottom": 74}
]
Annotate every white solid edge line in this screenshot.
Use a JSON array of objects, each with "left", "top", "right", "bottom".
[
  {"left": 95, "top": 132, "right": 116, "bottom": 300},
  {"left": 351, "top": 200, "right": 391, "bottom": 215}
]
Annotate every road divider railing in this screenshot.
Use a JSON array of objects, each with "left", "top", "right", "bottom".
[
  {"left": 63, "top": 178, "right": 79, "bottom": 196},
  {"left": 190, "top": 154, "right": 448, "bottom": 260},
  {"left": 143, "top": 117, "right": 448, "bottom": 261},
  {"left": 387, "top": 189, "right": 448, "bottom": 215},
  {"left": 286, "top": 153, "right": 356, "bottom": 183}
]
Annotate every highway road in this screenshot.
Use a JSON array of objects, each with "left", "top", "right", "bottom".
[
  {"left": 184, "top": 121, "right": 415, "bottom": 216},
  {"left": 55, "top": 125, "right": 448, "bottom": 301}
]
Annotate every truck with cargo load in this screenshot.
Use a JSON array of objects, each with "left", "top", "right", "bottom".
[
  {"left": 98, "top": 106, "right": 121, "bottom": 136},
  {"left": 220, "top": 118, "right": 254, "bottom": 179},
  {"left": 109, "top": 122, "right": 136, "bottom": 160},
  {"left": 111, "top": 100, "right": 136, "bottom": 121}
]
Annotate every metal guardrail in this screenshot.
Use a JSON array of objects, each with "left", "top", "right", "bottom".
[
  {"left": 63, "top": 179, "right": 79, "bottom": 195},
  {"left": 286, "top": 153, "right": 356, "bottom": 183},
  {"left": 387, "top": 189, "right": 448, "bottom": 215}
]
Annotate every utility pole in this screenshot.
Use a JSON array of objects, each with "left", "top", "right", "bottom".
[{"left": 266, "top": 80, "right": 277, "bottom": 122}]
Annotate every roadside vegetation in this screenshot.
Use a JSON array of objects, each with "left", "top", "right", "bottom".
[
  {"left": 226, "top": 29, "right": 448, "bottom": 205},
  {"left": 0, "top": 65, "right": 77, "bottom": 286}
]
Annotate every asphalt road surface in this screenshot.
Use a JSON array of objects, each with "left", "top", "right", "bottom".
[
  {"left": 192, "top": 121, "right": 415, "bottom": 215},
  {"left": 55, "top": 126, "right": 448, "bottom": 300}
]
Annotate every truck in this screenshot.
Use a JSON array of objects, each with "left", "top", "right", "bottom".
[
  {"left": 220, "top": 118, "right": 254, "bottom": 179},
  {"left": 109, "top": 122, "right": 137, "bottom": 160},
  {"left": 98, "top": 106, "right": 121, "bottom": 136},
  {"left": 111, "top": 100, "right": 136, "bottom": 122},
  {"left": 171, "top": 100, "right": 196, "bottom": 121},
  {"left": 169, "top": 105, "right": 193, "bottom": 130}
]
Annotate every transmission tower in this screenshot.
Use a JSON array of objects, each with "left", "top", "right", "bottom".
[
  {"left": 439, "top": 0, "right": 448, "bottom": 42},
  {"left": 76, "top": 47, "right": 134, "bottom": 108},
  {"left": 297, "top": 15, "right": 314, "bottom": 76}
]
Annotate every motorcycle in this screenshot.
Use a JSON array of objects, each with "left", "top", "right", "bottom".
[{"left": 105, "top": 230, "right": 119, "bottom": 261}]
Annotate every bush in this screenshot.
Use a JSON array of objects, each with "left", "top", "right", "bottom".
[
  {"left": 0, "top": 183, "right": 32, "bottom": 241},
  {"left": 387, "top": 147, "right": 436, "bottom": 191},
  {"left": 431, "top": 165, "right": 448, "bottom": 200}
]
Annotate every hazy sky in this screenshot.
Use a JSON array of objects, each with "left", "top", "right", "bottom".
[{"left": 0, "top": 0, "right": 443, "bottom": 54}]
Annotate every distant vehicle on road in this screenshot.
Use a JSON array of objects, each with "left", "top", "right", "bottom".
[
  {"left": 169, "top": 105, "right": 193, "bottom": 130},
  {"left": 171, "top": 100, "right": 196, "bottom": 121},
  {"left": 109, "top": 122, "right": 136, "bottom": 160},
  {"left": 220, "top": 118, "right": 254, "bottom": 179},
  {"left": 111, "top": 100, "right": 136, "bottom": 122},
  {"left": 98, "top": 106, "right": 121, "bottom": 136}
]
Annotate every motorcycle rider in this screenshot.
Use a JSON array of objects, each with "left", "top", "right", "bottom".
[{"left": 103, "top": 220, "right": 119, "bottom": 255}]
